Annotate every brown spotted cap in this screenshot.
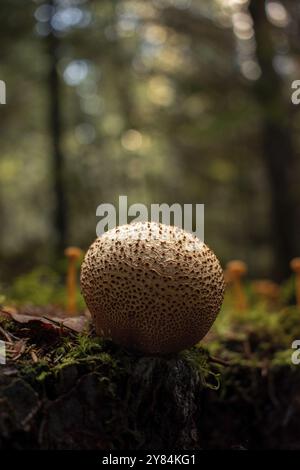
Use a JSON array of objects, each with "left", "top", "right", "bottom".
[{"left": 81, "top": 222, "right": 225, "bottom": 354}]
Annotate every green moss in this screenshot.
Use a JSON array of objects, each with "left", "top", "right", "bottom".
[
  {"left": 4, "top": 266, "right": 86, "bottom": 310},
  {"left": 7, "top": 326, "right": 217, "bottom": 401},
  {"left": 180, "top": 348, "right": 221, "bottom": 390},
  {"left": 2, "top": 282, "right": 299, "bottom": 408},
  {"left": 206, "top": 292, "right": 299, "bottom": 369}
]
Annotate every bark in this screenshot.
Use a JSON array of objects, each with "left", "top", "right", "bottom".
[
  {"left": 0, "top": 317, "right": 299, "bottom": 450},
  {"left": 0, "top": 354, "right": 204, "bottom": 450},
  {"left": 249, "top": 0, "right": 299, "bottom": 281},
  {"left": 47, "top": 1, "right": 67, "bottom": 257},
  {"left": 0, "top": 351, "right": 299, "bottom": 449}
]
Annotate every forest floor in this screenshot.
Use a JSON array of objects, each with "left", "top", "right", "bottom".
[{"left": 0, "top": 301, "right": 299, "bottom": 450}]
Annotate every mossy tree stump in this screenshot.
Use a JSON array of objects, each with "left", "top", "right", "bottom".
[{"left": 0, "top": 323, "right": 217, "bottom": 450}]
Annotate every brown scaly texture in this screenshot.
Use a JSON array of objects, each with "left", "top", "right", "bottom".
[{"left": 80, "top": 222, "right": 225, "bottom": 354}]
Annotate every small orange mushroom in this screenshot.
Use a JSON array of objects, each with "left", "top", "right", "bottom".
[
  {"left": 226, "top": 260, "right": 248, "bottom": 312},
  {"left": 290, "top": 258, "right": 300, "bottom": 307},
  {"left": 252, "top": 280, "right": 280, "bottom": 309},
  {"left": 64, "top": 247, "right": 83, "bottom": 315}
]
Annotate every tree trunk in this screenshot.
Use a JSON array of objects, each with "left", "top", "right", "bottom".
[
  {"left": 0, "top": 349, "right": 205, "bottom": 449},
  {"left": 249, "top": 0, "right": 299, "bottom": 281},
  {"left": 47, "top": 2, "right": 67, "bottom": 257}
]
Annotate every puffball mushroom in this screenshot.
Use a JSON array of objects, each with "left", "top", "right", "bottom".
[{"left": 80, "top": 222, "right": 225, "bottom": 354}]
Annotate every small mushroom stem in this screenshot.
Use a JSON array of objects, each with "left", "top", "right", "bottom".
[
  {"left": 64, "top": 247, "right": 83, "bottom": 315},
  {"left": 226, "top": 261, "right": 248, "bottom": 312},
  {"left": 290, "top": 258, "right": 300, "bottom": 307},
  {"left": 296, "top": 278, "right": 300, "bottom": 308},
  {"left": 233, "top": 278, "right": 247, "bottom": 312}
]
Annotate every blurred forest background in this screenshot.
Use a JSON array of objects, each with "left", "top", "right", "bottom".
[{"left": 0, "top": 0, "right": 300, "bottom": 288}]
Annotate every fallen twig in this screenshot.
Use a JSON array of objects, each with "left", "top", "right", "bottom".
[
  {"left": 209, "top": 355, "right": 231, "bottom": 367},
  {"left": 0, "top": 324, "right": 14, "bottom": 343}
]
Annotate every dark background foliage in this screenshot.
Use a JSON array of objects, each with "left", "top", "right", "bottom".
[{"left": 0, "top": 0, "right": 299, "bottom": 281}]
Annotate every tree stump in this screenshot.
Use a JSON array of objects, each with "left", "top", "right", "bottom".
[{"left": 0, "top": 324, "right": 216, "bottom": 450}]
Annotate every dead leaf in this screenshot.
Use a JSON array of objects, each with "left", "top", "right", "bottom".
[{"left": 2, "top": 307, "right": 90, "bottom": 333}]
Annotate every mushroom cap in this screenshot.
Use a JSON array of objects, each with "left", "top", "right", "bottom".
[
  {"left": 290, "top": 258, "right": 300, "bottom": 274},
  {"left": 80, "top": 222, "right": 225, "bottom": 354},
  {"left": 64, "top": 246, "right": 83, "bottom": 259},
  {"left": 226, "top": 260, "right": 248, "bottom": 279}
]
